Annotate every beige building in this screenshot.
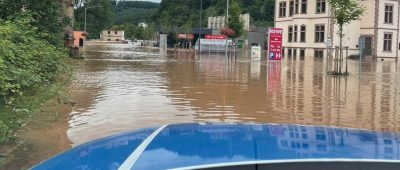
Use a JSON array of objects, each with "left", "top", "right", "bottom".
[
  {"left": 275, "top": 0, "right": 400, "bottom": 59},
  {"left": 100, "top": 30, "right": 125, "bottom": 41},
  {"left": 208, "top": 13, "right": 250, "bottom": 31}
]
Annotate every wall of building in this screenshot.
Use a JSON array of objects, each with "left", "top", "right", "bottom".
[
  {"left": 275, "top": 0, "right": 400, "bottom": 59},
  {"left": 207, "top": 13, "right": 250, "bottom": 31},
  {"left": 360, "top": 0, "right": 376, "bottom": 35},
  {"left": 375, "top": 0, "right": 400, "bottom": 58},
  {"left": 73, "top": 31, "right": 86, "bottom": 47},
  {"left": 275, "top": 0, "right": 333, "bottom": 58},
  {"left": 100, "top": 30, "right": 125, "bottom": 41},
  {"left": 331, "top": 20, "right": 361, "bottom": 56}
]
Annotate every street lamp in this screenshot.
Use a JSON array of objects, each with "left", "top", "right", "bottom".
[{"left": 84, "top": 6, "right": 102, "bottom": 33}]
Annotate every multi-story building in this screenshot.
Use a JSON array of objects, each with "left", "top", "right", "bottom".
[
  {"left": 275, "top": 0, "right": 400, "bottom": 60},
  {"left": 208, "top": 13, "right": 251, "bottom": 31},
  {"left": 100, "top": 30, "right": 125, "bottom": 41}
]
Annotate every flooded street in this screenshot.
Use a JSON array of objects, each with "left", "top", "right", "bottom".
[{"left": 1, "top": 44, "right": 400, "bottom": 169}]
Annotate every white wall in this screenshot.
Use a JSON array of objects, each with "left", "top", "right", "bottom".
[
  {"left": 375, "top": 0, "right": 399, "bottom": 58},
  {"left": 275, "top": 0, "right": 400, "bottom": 59}
]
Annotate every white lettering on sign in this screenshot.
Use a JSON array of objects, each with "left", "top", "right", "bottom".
[{"left": 269, "top": 29, "right": 283, "bottom": 35}]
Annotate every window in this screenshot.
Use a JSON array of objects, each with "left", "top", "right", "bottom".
[
  {"left": 294, "top": 25, "right": 298, "bottom": 42},
  {"left": 288, "top": 26, "right": 293, "bottom": 42},
  {"left": 289, "top": 0, "right": 294, "bottom": 16},
  {"left": 317, "top": 144, "right": 327, "bottom": 152},
  {"left": 115, "top": 31, "right": 118, "bottom": 34},
  {"left": 316, "top": 0, "right": 326, "bottom": 13},
  {"left": 314, "top": 49, "right": 324, "bottom": 58},
  {"left": 384, "top": 33, "right": 393, "bottom": 52},
  {"left": 288, "top": 48, "right": 293, "bottom": 57},
  {"left": 315, "top": 24, "right": 325, "bottom": 43},
  {"left": 281, "top": 140, "right": 289, "bottom": 147},
  {"left": 300, "top": 49, "right": 305, "bottom": 58},
  {"left": 279, "top": 2, "right": 287, "bottom": 17},
  {"left": 301, "top": 0, "right": 307, "bottom": 14},
  {"left": 385, "top": 5, "right": 393, "bottom": 24},
  {"left": 301, "top": 133, "right": 307, "bottom": 139},
  {"left": 384, "top": 139, "right": 393, "bottom": 145},
  {"left": 293, "top": 48, "right": 297, "bottom": 58},
  {"left": 316, "top": 133, "right": 326, "bottom": 141},
  {"left": 108, "top": 31, "right": 111, "bottom": 34},
  {"left": 302, "top": 143, "right": 309, "bottom": 149},
  {"left": 295, "top": 0, "right": 299, "bottom": 14},
  {"left": 385, "top": 147, "right": 394, "bottom": 154},
  {"left": 291, "top": 142, "right": 296, "bottom": 148},
  {"left": 300, "top": 25, "right": 306, "bottom": 42},
  {"left": 282, "top": 48, "right": 285, "bottom": 58}
]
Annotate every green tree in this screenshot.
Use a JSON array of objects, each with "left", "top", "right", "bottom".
[
  {"left": 227, "top": 0, "right": 243, "bottom": 39},
  {"left": 110, "top": 1, "right": 159, "bottom": 26},
  {"left": 153, "top": 0, "right": 275, "bottom": 30},
  {"left": 0, "top": 0, "right": 66, "bottom": 46},
  {"left": 74, "top": 0, "right": 114, "bottom": 39},
  {"left": 329, "top": 0, "right": 364, "bottom": 74}
]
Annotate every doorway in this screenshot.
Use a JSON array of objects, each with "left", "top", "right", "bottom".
[
  {"left": 79, "top": 38, "right": 84, "bottom": 47},
  {"left": 362, "top": 36, "right": 373, "bottom": 57}
]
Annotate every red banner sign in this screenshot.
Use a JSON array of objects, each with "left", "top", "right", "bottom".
[
  {"left": 268, "top": 28, "right": 283, "bottom": 60},
  {"left": 176, "top": 34, "right": 194, "bottom": 39},
  {"left": 205, "top": 35, "right": 226, "bottom": 39}
]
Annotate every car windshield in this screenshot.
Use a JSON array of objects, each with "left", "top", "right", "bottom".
[{"left": 0, "top": 0, "right": 399, "bottom": 169}]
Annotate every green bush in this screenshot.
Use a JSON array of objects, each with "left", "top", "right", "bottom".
[
  {"left": 0, "top": 17, "right": 66, "bottom": 99},
  {"left": 0, "top": 16, "right": 67, "bottom": 142}
]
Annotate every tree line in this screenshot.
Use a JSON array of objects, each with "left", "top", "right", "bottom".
[
  {"left": 153, "top": 0, "right": 274, "bottom": 28},
  {"left": 74, "top": 0, "right": 275, "bottom": 40}
]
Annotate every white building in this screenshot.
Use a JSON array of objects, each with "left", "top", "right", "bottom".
[
  {"left": 100, "top": 30, "right": 125, "bottom": 41},
  {"left": 138, "top": 22, "right": 148, "bottom": 28},
  {"left": 275, "top": 0, "right": 400, "bottom": 59},
  {"left": 274, "top": 124, "right": 400, "bottom": 159},
  {"left": 208, "top": 13, "right": 250, "bottom": 31}
]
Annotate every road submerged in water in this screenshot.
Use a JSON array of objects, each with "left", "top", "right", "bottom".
[{"left": 1, "top": 44, "right": 399, "bottom": 169}]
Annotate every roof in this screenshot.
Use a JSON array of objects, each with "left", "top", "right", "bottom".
[{"left": 33, "top": 123, "right": 400, "bottom": 170}]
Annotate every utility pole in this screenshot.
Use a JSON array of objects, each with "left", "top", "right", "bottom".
[
  {"left": 225, "top": 0, "right": 230, "bottom": 58},
  {"left": 84, "top": 7, "right": 87, "bottom": 32},
  {"left": 226, "top": 0, "right": 229, "bottom": 24},
  {"left": 199, "top": 0, "right": 203, "bottom": 53},
  {"left": 84, "top": 6, "right": 102, "bottom": 33}
]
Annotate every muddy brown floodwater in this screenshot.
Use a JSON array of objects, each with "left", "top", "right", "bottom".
[{"left": 1, "top": 44, "right": 400, "bottom": 169}]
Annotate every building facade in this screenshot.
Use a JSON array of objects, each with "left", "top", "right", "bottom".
[
  {"left": 73, "top": 31, "right": 87, "bottom": 47},
  {"left": 208, "top": 13, "right": 251, "bottom": 31},
  {"left": 275, "top": 0, "right": 400, "bottom": 59},
  {"left": 100, "top": 30, "right": 125, "bottom": 41}
]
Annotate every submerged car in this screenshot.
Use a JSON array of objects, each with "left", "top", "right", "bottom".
[{"left": 33, "top": 123, "right": 400, "bottom": 170}]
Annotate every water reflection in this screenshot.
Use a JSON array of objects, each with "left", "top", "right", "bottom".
[
  {"left": 33, "top": 123, "right": 400, "bottom": 170},
  {"left": 64, "top": 45, "right": 400, "bottom": 146}
]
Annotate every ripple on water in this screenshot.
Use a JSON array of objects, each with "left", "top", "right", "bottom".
[{"left": 61, "top": 45, "right": 400, "bottom": 145}]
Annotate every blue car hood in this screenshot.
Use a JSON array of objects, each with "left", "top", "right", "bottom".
[{"left": 33, "top": 123, "right": 400, "bottom": 170}]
